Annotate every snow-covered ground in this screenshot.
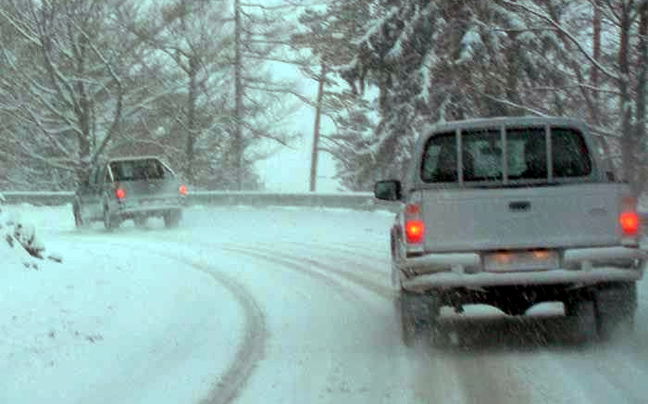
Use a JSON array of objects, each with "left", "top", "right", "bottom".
[
  {"left": 0, "top": 205, "right": 244, "bottom": 403},
  {"left": 2, "top": 203, "right": 648, "bottom": 403}
]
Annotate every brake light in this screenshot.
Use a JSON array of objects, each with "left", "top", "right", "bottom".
[
  {"left": 179, "top": 185, "right": 188, "bottom": 196},
  {"left": 115, "top": 187, "right": 126, "bottom": 200},
  {"left": 405, "top": 220, "right": 425, "bottom": 243},
  {"left": 404, "top": 203, "right": 424, "bottom": 244},
  {"left": 620, "top": 211, "right": 639, "bottom": 236},
  {"left": 619, "top": 197, "right": 640, "bottom": 238}
]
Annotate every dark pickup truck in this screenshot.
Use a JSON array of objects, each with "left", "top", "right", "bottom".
[{"left": 73, "top": 156, "right": 187, "bottom": 229}]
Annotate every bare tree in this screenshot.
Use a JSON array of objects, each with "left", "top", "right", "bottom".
[
  {"left": 126, "top": 0, "right": 234, "bottom": 185},
  {"left": 0, "top": 0, "right": 156, "bottom": 188},
  {"left": 137, "top": 0, "right": 307, "bottom": 190},
  {"left": 229, "top": 0, "right": 309, "bottom": 189}
]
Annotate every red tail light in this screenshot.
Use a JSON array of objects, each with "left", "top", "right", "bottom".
[
  {"left": 619, "top": 197, "right": 640, "bottom": 238},
  {"left": 115, "top": 187, "right": 126, "bottom": 200},
  {"left": 620, "top": 211, "right": 639, "bottom": 236},
  {"left": 179, "top": 185, "right": 188, "bottom": 196},
  {"left": 405, "top": 220, "right": 425, "bottom": 244},
  {"left": 404, "top": 203, "right": 424, "bottom": 244}
]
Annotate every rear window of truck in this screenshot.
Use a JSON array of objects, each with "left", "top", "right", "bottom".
[
  {"left": 109, "top": 159, "right": 170, "bottom": 182},
  {"left": 421, "top": 126, "right": 592, "bottom": 184}
]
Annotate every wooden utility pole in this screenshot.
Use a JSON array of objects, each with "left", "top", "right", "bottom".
[
  {"left": 234, "top": 0, "right": 244, "bottom": 190},
  {"left": 309, "top": 62, "right": 326, "bottom": 192},
  {"left": 591, "top": 1, "right": 602, "bottom": 124}
]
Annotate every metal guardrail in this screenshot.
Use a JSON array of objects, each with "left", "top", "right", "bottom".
[
  {"left": 2, "top": 191, "right": 648, "bottom": 228},
  {"left": 0, "top": 191, "right": 397, "bottom": 211},
  {"left": 1, "top": 191, "right": 74, "bottom": 206},
  {"left": 188, "top": 191, "right": 382, "bottom": 210}
]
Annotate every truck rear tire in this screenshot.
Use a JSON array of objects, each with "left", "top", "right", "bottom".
[
  {"left": 103, "top": 206, "right": 121, "bottom": 231},
  {"left": 397, "top": 290, "right": 440, "bottom": 347},
  {"left": 565, "top": 299, "right": 597, "bottom": 343},
  {"left": 164, "top": 210, "right": 181, "bottom": 228},
  {"left": 133, "top": 216, "right": 147, "bottom": 228},
  {"left": 73, "top": 202, "right": 86, "bottom": 228},
  {"left": 594, "top": 282, "right": 637, "bottom": 341}
]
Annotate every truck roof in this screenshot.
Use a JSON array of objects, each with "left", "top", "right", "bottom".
[
  {"left": 427, "top": 116, "right": 588, "bottom": 134},
  {"left": 107, "top": 155, "right": 164, "bottom": 163},
  {"left": 103, "top": 156, "right": 177, "bottom": 176}
]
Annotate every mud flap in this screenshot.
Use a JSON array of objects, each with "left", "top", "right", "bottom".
[
  {"left": 397, "top": 290, "right": 440, "bottom": 347},
  {"left": 566, "top": 300, "right": 597, "bottom": 344},
  {"left": 594, "top": 282, "right": 637, "bottom": 341}
]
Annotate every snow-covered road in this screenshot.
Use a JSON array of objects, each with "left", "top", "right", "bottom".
[{"left": 3, "top": 205, "right": 648, "bottom": 403}]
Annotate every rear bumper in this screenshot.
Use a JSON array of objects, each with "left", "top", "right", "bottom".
[
  {"left": 402, "top": 267, "right": 643, "bottom": 291},
  {"left": 399, "top": 246, "right": 646, "bottom": 292},
  {"left": 116, "top": 203, "right": 183, "bottom": 218}
]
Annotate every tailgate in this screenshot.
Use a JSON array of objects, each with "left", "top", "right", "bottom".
[
  {"left": 119, "top": 179, "right": 181, "bottom": 207},
  {"left": 420, "top": 183, "right": 627, "bottom": 252}
]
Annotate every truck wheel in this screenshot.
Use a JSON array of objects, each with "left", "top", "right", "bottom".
[
  {"left": 133, "top": 216, "right": 147, "bottom": 228},
  {"left": 103, "top": 205, "right": 121, "bottom": 231},
  {"left": 163, "top": 210, "right": 181, "bottom": 228},
  {"left": 397, "top": 290, "right": 440, "bottom": 347},
  {"left": 73, "top": 202, "right": 86, "bottom": 228},
  {"left": 594, "top": 282, "right": 637, "bottom": 341},
  {"left": 565, "top": 299, "right": 597, "bottom": 343}
]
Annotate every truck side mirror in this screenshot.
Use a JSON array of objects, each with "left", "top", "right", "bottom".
[{"left": 374, "top": 180, "right": 402, "bottom": 201}]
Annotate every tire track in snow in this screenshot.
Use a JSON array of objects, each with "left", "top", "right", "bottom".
[
  {"left": 223, "top": 245, "right": 393, "bottom": 301},
  {"left": 279, "top": 240, "right": 391, "bottom": 264},
  {"left": 188, "top": 262, "right": 266, "bottom": 404},
  {"left": 155, "top": 235, "right": 392, "bottom": 302},
  {"left": 219, "top": 247, "right": 364, "bottom": 302},
  {"left": 135, "top": 237, "right": 391, "bottom": 402},
  {"left": 258, "top": 241, "right": 391, "bottom": 283},
  {"left": 102, "top": 242, "right": 267, "bottom": 404},
  {"left": 148, "top": 233, "right": 391, "bottom": 300}
]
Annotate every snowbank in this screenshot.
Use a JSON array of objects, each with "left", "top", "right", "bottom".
[
  {"left": 1, "top": 204, "right": 61, "bottom": 269},
  {"left": 0, "top": 205, "right": 239, "bottom": 403}
]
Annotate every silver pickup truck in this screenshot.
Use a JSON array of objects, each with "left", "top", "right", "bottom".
[
  {"left": 375, "top": 117, "right": 645, "bottom": 345},
  {"left": 73, "top": 156, "right": 186, "bottom": 230}
]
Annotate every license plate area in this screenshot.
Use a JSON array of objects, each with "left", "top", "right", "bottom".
[{"left": 483, "top": 250, "right": 559, "bottom": 272}]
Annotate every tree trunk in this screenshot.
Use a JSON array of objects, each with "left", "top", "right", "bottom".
[
  {"left": 234, "top": 0, "right": 244, "bottom": 190},
  {"left": 310, "top": 63, "right": 326, "bottom": 192},
  {"left": 504, "top": 33, "right": 521, "bottom": 116},
  {"left": 618, "top": 4, "right": 635, "bottom": 191},
  {"left": 591, "top": 0, "right": 602, "bottom": 125},
  {"left": 186, "top": 55, "right": 198, "bottom": 184},
  {"left": 635, "top": 1, "right": 648, "bottom": 193}
]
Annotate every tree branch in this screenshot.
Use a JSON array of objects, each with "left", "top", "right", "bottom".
[{"left": 502, "top": 0, "right": 621, "bottom": 81}]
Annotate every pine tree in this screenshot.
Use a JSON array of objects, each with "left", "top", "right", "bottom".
[{"left": 331, "top": 0, "right": 648, "bottom": 190}]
